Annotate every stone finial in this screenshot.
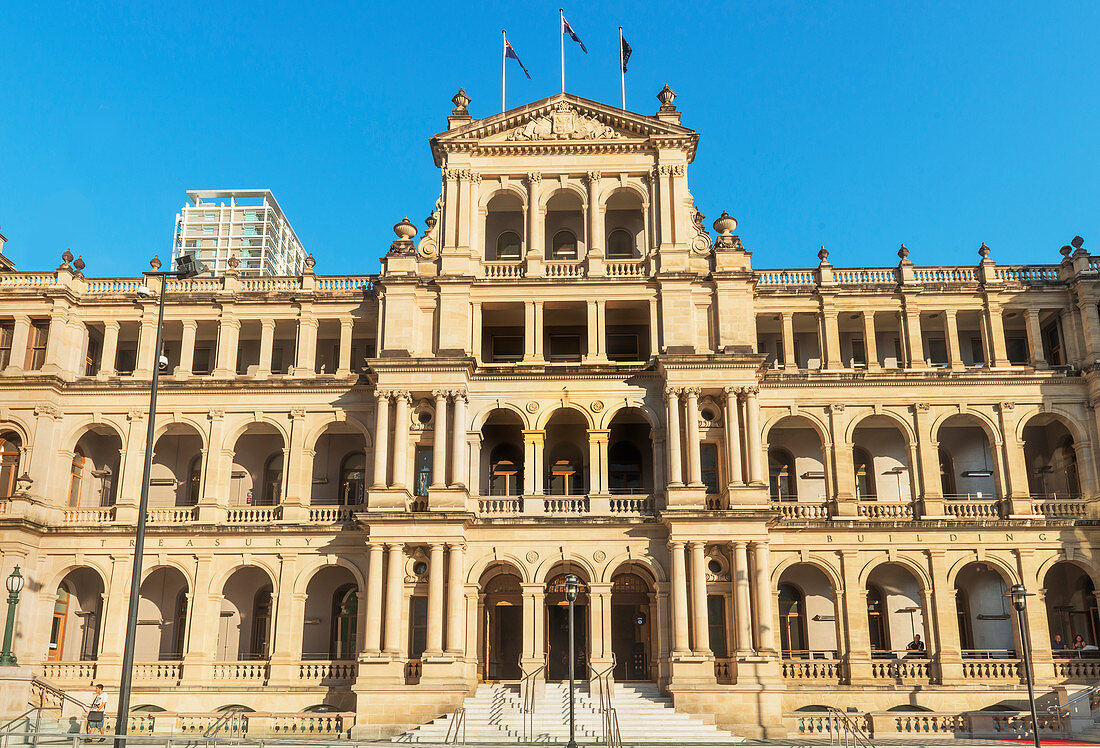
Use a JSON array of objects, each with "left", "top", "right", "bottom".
[
  {"left": 978, "top": 242, "right": 991, "bottom": 259},
  {"left": 149, "top": 254, "right": 162, "bottom": 270},
  {"left": 60, "top": 249, "right": 74, "bottom": 269},
  {"left": 305, "top": 253, "right": 316, "bottom": 270},
  {"left": 1061, "top": 244, "right": 1074, "bottom": 258},
  {"left": 1072, "top": 235, "right": 1085, "bottom": 249},
  {"left": 451, "top": 88, "right": 471, "bottom": 114},
  {"left": 817, "top": 245, "right": 829, "bottom": 262},
  {"left": 897, "top": 244, "right": 910, "bottom": 260},
  {"left": 73, "top": 256, "right": 85, "bottom": 277},
  {"left": 424, "top": 213, "right": 437, "bottom": 231},
  {"left": 657, "top": 84, "right": 677, "bottom": 111},
  {"left": 712, "top": 211, "right": 737, "bottom": 236},
  {"left": 11, "top": 472, "right": 32, "bottom": 498},
  {"left": 393, "top": 217, "right": 417, "bottom": 241}
]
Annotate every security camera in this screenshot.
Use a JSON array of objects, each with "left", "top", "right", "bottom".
[
  {"left": 136, "top": 285, "right": 154, "bottom": 298},
  {"left": 158, "top": 355, "right": 169, "bottom": 372}
]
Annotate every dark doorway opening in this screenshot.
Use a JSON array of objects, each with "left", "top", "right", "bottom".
[{"left": 547, "top": 603, "right": 588, "bottom": 681}]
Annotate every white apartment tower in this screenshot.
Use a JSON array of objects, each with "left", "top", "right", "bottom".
[{"left": 172, "top": 189, "right": 307, "bottom": 276}]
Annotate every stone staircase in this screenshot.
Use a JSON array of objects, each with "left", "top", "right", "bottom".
[{"left": 394, "top": 681, "right": 742, "bottom": 744}]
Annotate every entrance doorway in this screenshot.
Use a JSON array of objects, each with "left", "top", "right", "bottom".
[
  {"left": 546, "top": 573, "right": 589, "bottom": 681},
  {"left": 481, "top": 572, "right": 523, "bottom": 680},
  {"left": 611, "top": 571, "right": 654, "bottom": 681}
]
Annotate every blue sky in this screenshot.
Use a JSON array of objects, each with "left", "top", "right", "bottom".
[{"left": 1, "top": 1, "right": 1097, "bottom": 275}]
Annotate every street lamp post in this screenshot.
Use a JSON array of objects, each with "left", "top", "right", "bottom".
[
  {"left": 565, "top": 573, "right": 579, "bottom": 748},
  {"left": 0, "top": 566, "right": 25, "bottom": 666},
  {"left": 114, "top": 254, "right": 206, "bottom": 746},
  {"left": 1010, "top": 584, "right": 1042, "bottom": 748}
]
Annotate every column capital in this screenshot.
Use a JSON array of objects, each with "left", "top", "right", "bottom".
[
  {"left": 668, "top": 539, "right": 686, "bottom": 550},
  {"left": 375, "top": 389, "right": 392, "bottom": 401},
  {"left": 731, "top": 540, "right": 748, "bottom": 550},
  {"left": 664, "top": 385, "right": 683, "bottom": 399},
  {"left": 366, "top": 541, "right": 385, "bottom": 551},
  {"left": 749, "top": 539, "right": 769, "bottom": 551},
  {"left": 585, "top": 170, "right": 602, "bottom": 184},
  {"left": 393, "top": 390, "right": 412, "bottom": 403},
  {"left": 428, "top": 541, "right": 446, "bottom": 551},
  {"left": 385, "top": 541, "right": 405, "bottom": 552},
  {"left": 449, "top": 388, "right": 468, "bottom": 402},
  {"left": 526, "top": 171, "right": 542, "bottom": 185},
  {"left": 739, "top": 385, "right": 760, "bottom": 398},
  {"left": 687, "top": 540, "right": 707, "bottom": 550},
  {"left": 431, "top": 389, "right": 450, "bottom": 401},
  {"left": 722, "top": 385, "right": 739, "bottom": 397},
  {"left": 683, "top": 386, "right": 701, "bottom": 397},
  {"left": 446, "top": 541, "right": 466, "bottom": 552}
]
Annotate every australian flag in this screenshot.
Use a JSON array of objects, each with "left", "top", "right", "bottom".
[
  {"left": 505, "top": 37, "right": 531, "bottom": 79},
  {"left": 562, "top": 14, "right": 587, "bottom": 53}
]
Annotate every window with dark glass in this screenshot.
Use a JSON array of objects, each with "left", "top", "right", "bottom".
[
  {"left": 0, "top": 323, "right": 12, "bottom": 370},
  {"left": 970, "top": 337, "right": 985, "bottom": 366},
  {"left": 489, "top": 444, "right": 523, "bottom": 496},
  {"left": 28, "top": 322, "right": 48, "bottom": 370},
  {"left": 1061, "top": 437, "right": 1081, "bottom": 497},
  {"left": 548, "top": 334, "right": 582, "bottom": 362},
  {"left": 341, "top": 452, "right": 366, "bottom": 505},
  {"left": 778, "top": 584, "right": 806, "bottom": 657},
  {"left": 854, "top": 448, "right": 875, "bottom": 499},
  {"left": 261, "top": 453, "right": 283, "bottom": 505},
  {"left": 490, "top": 335, "right": 523, "bottom": 363},
  {"left": 851, "top": 339, "right": 866, "bottom": 367},
  {"left": 768, "top": 449, "right": 796, "bottom": 501},
  {"left": 84, "top": 335, "right": 100, "bottom": 376},
  {"left": 928, "top": 338, "right": 948, "bottom": 366},
  {"left": 1006, "top": 337, "right": 1028, "bottom": 365},
  {"left": 707, "top": 595, "right": 729, "bottom": 658},
  {"left": 867, "top": 585, "right": 887, "bottom": 652},
  {"left": 414, "top": 446, "right": 432, "bottom": 497},
  {"left": 331, "top": 585, "right": 358, "bottom": 659},
  {"left": 496, "top": 231, "right": 522, "bottom": 261},
  {"left": 547, "top": 446, "right": 583, "bottom": 495},
  {"left": 939, "top": 449, "right": 955, "bottom": 496},
  {"left": 187, "top": 455, "right": 202, "bottom": 505},
  {"left": 69, "top": 449, "right": 85, "bottom": 506},
  {"left": 48, "top": 586, "right": 69, "bottom": 661},
  {"left": 606, "top": 333, "right": 639, "bottom": 361},
  {"left": 700, "top": 443, "right": 719, "bottom": 494},
  {"left": 0, "top": 433, "right": 19, "bottom": 498},
  {"left": 551, "top": 230, "right": 577, "bottom": 260},
  {"left": 172, "top": 591, "right": 187, "bottom": 658},
  {"left": 1042, "top": 322, "right": 1063, "bottom": 365},
  {"left": 249, "top": 588, "right": 273, "bottom": 659},
  {"left": 606, "top": 229, "right": 635, "bottom": 259},
  {"left": 409, "top": 596, "right": 428, "bottom": 658},
  {"left": 608, "top": 441, "right": 643, "bottom": 494}
]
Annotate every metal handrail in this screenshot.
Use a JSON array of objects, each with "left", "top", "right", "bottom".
[
  {"left": 0, "top": 707, "right": 40, "bottom": 735},
  {"left": 588, "top": 656, "right": 619, "bottom": 748},
  {"left": 444, "top": 706, "right": 466, "bottom": 745},
  {"left": 1049, "top": 683, "right": 1100, "bottom": 715},
  {"left": 821, "top": 706, "right": 874, "bottom": 748},
  {"left": 203, "top": 707, "right": 247, "bottom": 738},
  {"left": 520, "top": 663, "right": 544, "bottom": 743}
]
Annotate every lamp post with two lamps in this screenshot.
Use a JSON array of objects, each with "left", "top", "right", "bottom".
[
  {"left": 565, "top": 573, "right": 579, "bottom": 748},
  {"left": 0, "top": 566, "right": 25, "bottom": 666},
  {"left": 1010, "top": 584, "right": 1043, "bottom": 748},
  {"left": 114, "top": 253, "right": 206, "bottom": 744}
]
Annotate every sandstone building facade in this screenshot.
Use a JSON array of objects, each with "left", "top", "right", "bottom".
[{"left": 1, "top": 90, "right": 1099, "bottom": 739}]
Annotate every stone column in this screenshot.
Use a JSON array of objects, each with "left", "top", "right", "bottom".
[
  {"left": 590, "top": 582, "right": 613, "bottom": 664},
  {"left": 446, "top": 543, "right": 465, "bottom": 654},
  {"left": 742, "top": 387, "right": 764, "bottom": 485},
  {"left": 523, "top": 301, "right": 538, "bottom": 362},
  {"left": 586, "top": 300, "right": 599, "bottom": 361},
  {"left": 213, "top": 315, "right": 240, "bottom": 378},
  {"left": 431, "top": 390, "right": 449, "bottom": 488},
  {"left": 862, "top": 311, "right": 879, "bottom": 370},
  {"left": 526, "top": 172, "right": 542, "bottom": 260},
  {"left": 902, "top": 303, "right": 924, "bottom": 368},
  {"left": 392, "top": 391, "right": 411, "bottom": 489},
  {"left": 258, "top": 319, "right": 275, "bottom": 376},
  {"left": 985, "top": 301, "right": 1009, "bottom": 367},
  {"left": 928, "top": 551, "right": 962, "bottom": 681},
  {"left": 522, "top": 430, "right": 544, "bottom": 496},
  {"left": 4, "top": 316, "right": 31, "bottom": 374},
  {"left": 426, "top": 543, "right": 445, "bottom": 656},
  {"left": 586, "top": 171, "right": 603, "bottom": 258},
  {"left": 1025, "top": 309, "right": 1046, "bottom": 367},
  {"left": 781, "top": 312, "right": 796, "bottom": 369},
  {"left": 450, "top": 391, "right": 468, "bottom": 488},
  {"left": 731, "top": 542, "right": 754, "bottom": 655},
  {"left": 364, "top": 543, "right": 384, "bottom": 653},
  {"left": 134, "top": 312, "right": 157, "bottom": 377},
  {"left": 467, "top": 432, "right": 482, "bottom": 497},
  {"left": 372, "top": 391, "right": 390, "bottom": 489},
  {"left": 822, "top": 308, "right": 842, "bottom": 369},
  {"left": 684, "top": 387, "right": 703, "bottom": 487},
  {"left": 533, "top": 302, "right": 544, "bottom": 360},
  {"left": 839, "top": 551, "right": 872, "bottom": 683},
  {"left": 751, "top": 541, "right": 776, "bottom": 652},
  {"left": 945, "top": 310, "right": 963, "bottom": 370},
  {"left": 689, "top": 541, "right": 712, "bottom": 655},
  {"left": 669, "top": 541, "right": 691, "bottom": 655},
  {"left": 521, "top": 582, "right": 545, "bottom": 675},
  {"left": 665, "top": 387, "right": 683, "bottom": 486},
  {"left": 338, "top": 319, "right": 353, "bottom": 376},
  {"left": 295, "top": 315, "right": 318, "bottom": 375},
  {"left": 175, "top": 320, "right": 196, "bottom": 377},
  {"left": 587, "top": 429, "right": 610, "bottom": 496},
  {"left": 98, "top": 320, "right": 120, "bottom": 377},
  {"left": 383, "top": 543, "right": 405, "bottom": 655},
  {"left": 723, "top": 387, "right": 743, "bottom": 486},
  {"left": 471, "top": 302, "right": 483, "bottom": 362},
  {"left": 595, "top": 299, "right": 607, "bottom": 359}
]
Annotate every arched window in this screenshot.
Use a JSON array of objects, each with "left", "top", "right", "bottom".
[
  {"left": 489, "top": 444, "right": 523, "bottom": 496},
  {"left": 606, "top": 229, "right": 635, "bottom": 259},
  {"left": 187, "top": 455, "right": 202, "bottom": 506},
  {"left": 496, "top": 231, "right": 521, "bottom": 261},
  {"left": 261, "top": 453, "right": 283, "bottom": 505},
  {"left": 608, "top": 441, "right": 642, "bottom": 494},
  {"left": 547, "top": 445, "right": 584, "bottom": 495},
  {"left": 340, "top": 453, "right": 366, "bottom": 506},
  {"left": 778, "top": 584, "right": 806, "bottom": 657},
  {"left": 68, "top": 449, "right": 85, "bottom": 507},
  {"left": 0, "top": 433, "right": 20, "bottom": 498},
  {"left": 768, "top": 449, "right": 796, "bottom": 501},
  {"left": 867, "top": 585, "right": 888, "bottom": 652},
  {"left": 249, "top": 588, "right": 273, "bottom": 659},
  {"left": 854, "top": 448, "right": 875, "bottom": 500},
  {"left": 939, "top": 449, "right": 956, "bottom": 496},
  {"left": 552, "top": 230, "right": 578, "bottom": 260},
  {"left": 1060, "top": 437, "right": 1081, "bottom": 498},
  {"left": 331, "top": 585, "right": 358, "bottom": 659}
]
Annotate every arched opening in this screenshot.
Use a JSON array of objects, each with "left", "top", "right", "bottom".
[
  {"left": 1043, "top": 562, "right": 1099, "bottom": 652},
  {"left": 311, "top": 423, "right": 368, "bottom": 505},
  {"left": 607, "top": 408, "right": 653, "bottom": 495},
  {"left": 47, "top": 568, "right": 104, "bottom": 662},
  {"left": 480, "top": 409, "right": 524, "bottom": 496},
  {"left": 484, "top": 193, "right": 524, "bottom": 261},
  {"left": 303, "top": 566, "right": 359, "bottom": 660},
  {"left": 603, "top": 189, "right": 644, "bottom": 259},
  {"left": 777, "top": 565, "right": 838, "bottom": 660},
  {"left": 150, "top": 424, "right": 203, "bottom": 507},
  {"left": 69, "top": 426, "right": 122, "bottom": 507},
  {"left": 954, "top": 562, "right": 1014, "bottom": 656},
  {"left": 852, "top": 416, "right": 911, "bottom": 501},
  {"left": 219, "top": 567, "right": 275, "bottom": 661},
  {"left": 545, "top": 569, "right": 589, "bottom": 681},
  {"left": 610, "top": 568, "right": 655, "bottom": 681},
  {"left": 544, "top": 410, "right": 588, "bottom": 495},
  {"left": 766, "top": 417, "right": 826, "bottom": 503},
  {"left": 866, "top": 563, "right": 927, "bottom": 658},
  {"left": 135, "top": 567, "right": 188, "bottom": 661},
  {"left": 0, "top": 432, "right": 21, "bottom": 498},
  {"left": 230, "top": 424, "right": 285, "bottom": 507},
  {"left": 479, "top": 566, "right": 523, "bottom": 681},
  {"left": 1023, "top": 415, "right": 1082, "bottom": 498},
  {"left": 544, "top": 191, "right": 585, "bottom": 261},
  {"left": 936, "top": 414, "right": 998, "bottom": 499}
]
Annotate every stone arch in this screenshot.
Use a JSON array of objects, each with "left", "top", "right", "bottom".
[
  {"left": 210, "top": 560, "right": 280, "bottom": 597},
  {"left": 762, "top": 412, "right": 831, "bottom": 445},
  {"left": 0, "top": 417, "right": 33, "bottom": 447},
  {"left": 931, "top": 409, "right": 1002, "bottom": 445},
  {"left": 221, "top": 416, "right": 291, "bottom": 452},
  {"left": 61, "top": 419, "right": 127, "bottom": 453},
  {"left": 600, "top": 554, "right": 668, "bottom": 584},
  {"left": 598, "top": 400, "right": 659, "bottom": 430},
  {"left": 844, "top": 410, "right": 916, "bottom": 446},
  {"left": 478, "top": 184, "right": 529, "bottom": 210},
  {"left": 1014, "top": 408, "right": 1089, "bottom": 444},
  {"left": 771, "top": 554, "right": 844, "bottom": 593},
  {"left": 140, "top": 561, "right": 196, "bottom": 591},
  {"left": 304, "top": 413, "right": 374, "bottom": 452},
  {"left": 294, "top": 557, "right": 368, "bottom": 596},
  {"left": 44, "top": 561, "right": 111, "bottom": 598},
  {"left": 151, "top": 417, "right": 209, "bottom": 451},
  {"left": 1036, "top": 553, "right": 1100, "bottom": 590},
  {"left": 466, "top": 553, "right": 531, "bottom": 585},
  {"left": 538, "top": 183, "right": 588, "bottom": 210},
  {"left": 599, "top": 182, "right": 649, "bottom": 210},
  {"left": 946, "top": 553, "right": 1019, "bottom": 587},
  {"left": 534, "top": 404, "right": 595, "bottom": 430},
  {"left": 536, "top": 554, "right": 596, "bottom": 584},
  {"left": 857, "top": 555, "right": 932, "bottom": 592},
  {"left": 470, "top": 403, "right": 530, "bottom": 431}
]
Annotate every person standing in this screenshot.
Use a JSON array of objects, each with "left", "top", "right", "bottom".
[{"left": 87, "top": 684, "right": 108, "bottom": 739}]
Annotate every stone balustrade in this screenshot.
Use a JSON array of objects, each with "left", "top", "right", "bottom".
[
  {"left": 133, "top": 661, "right": 182, "bottom": 684},
  {"left": 212, "top": 661, "right": 269, "bottom": 682},
  {"left": 857, "top": 501, "right": 915, "bottom": 520},
  {"left": 297, "top": 660, "right": 357, "bottom": 684},
  {"left": 781, "top": 657, "right": 843, "bottom": 682}
]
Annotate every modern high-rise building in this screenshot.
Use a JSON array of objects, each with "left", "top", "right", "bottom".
[{"left": 172, "top": 189, "right": 307, "bottom": 277}]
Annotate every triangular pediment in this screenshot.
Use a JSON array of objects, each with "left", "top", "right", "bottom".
[{"left": 431, "top": 93, "right": 697, "bottom": 159}]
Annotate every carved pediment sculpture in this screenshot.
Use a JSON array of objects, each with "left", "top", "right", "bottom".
[{"left": 506, "top": 102, "right": 623, "bottom": 141}]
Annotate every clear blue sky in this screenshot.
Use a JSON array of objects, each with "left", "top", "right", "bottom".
[{"left": 2, "top": 1, "right": 1097, "bottom": 275}]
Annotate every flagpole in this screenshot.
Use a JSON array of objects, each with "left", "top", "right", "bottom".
[
  {"left": 619, "top": 26, "right": 625, "bottom": 110},
  {"left": 559, "top": 8, "right": 565, "bottom": 93},
  {"left": 502, "top": 30, "right": 506, "bottom": 114}
]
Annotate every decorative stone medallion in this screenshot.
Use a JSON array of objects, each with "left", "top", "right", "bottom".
[
  {"left": 593, "top": 550, "right": 607, "bottom": 563},
  {"left": 525, "top": 401, "right": 540, "bottom": 413},
  {"left": 590, "top": 400, "right": 604, "bottom": 413},
  {"left": 526, "top": 550, "right": 539, "bottom": 563}
]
